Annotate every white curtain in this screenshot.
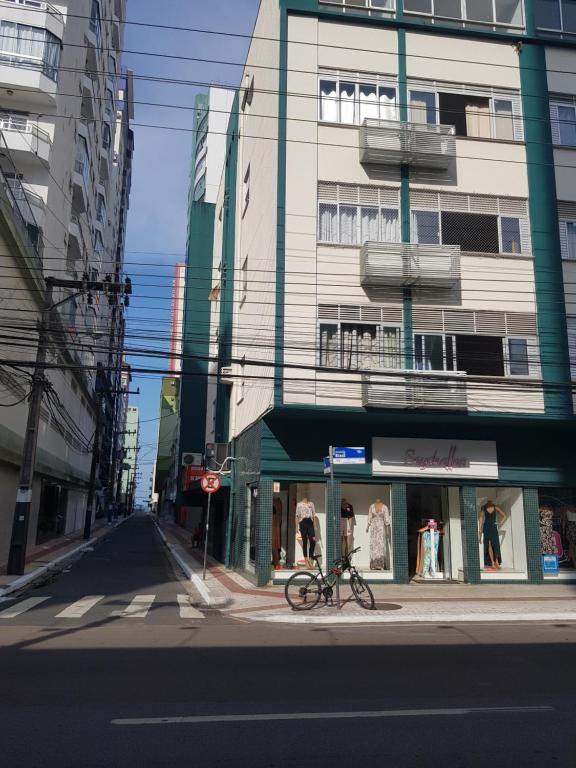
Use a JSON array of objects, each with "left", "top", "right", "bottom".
[
  {"left": 381, "top": 209, "right": 399, "bottom": 242},
  {"left": 340, "top": 82, "right": 356, "bottom": 125},
  {"left": 359, "top": 85, "right": 378, "bottom": 124},
  {"left": 18, "top": 25, "right": 45, "bottom": 59},
  {"left": 320, "top": 325, "right": 339, "bottom": 367},
  {"left": 342, "top": 325, "right": 378, "bottom": 370},
  {"left": 361, "top": 207, "right": 379, "bottom": 243},
  {"left": 0, "top": 22, "right": 18, "bottom": 55},
  {"left": 382, "top": 328, "right": 400, "bottom": 369},
  {"left": 320, "top": 80, "right": 338, "bottom": 122},
  {"left": 379, "top": 87, "right": 397, "bottom": 121},
  {"left": 319, "top": 203, "right": 337, "bottom": 242},
  {"left": 340, "top": 205, "right": 358, "bottom": 245}
]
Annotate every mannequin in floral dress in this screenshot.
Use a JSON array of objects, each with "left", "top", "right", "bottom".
[{"left": 366, "top": 498, "right": 391, "bottom": 570}]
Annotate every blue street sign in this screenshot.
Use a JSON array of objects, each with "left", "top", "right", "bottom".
[
  {"left": 323, "top": 456, "right": 331, "bottom": 475},
  {"left": 542, "top": 555, "right": 559, "bottom": 575},
  {"left": 333, "top": 447, "right": 366, "bottom": 465}
]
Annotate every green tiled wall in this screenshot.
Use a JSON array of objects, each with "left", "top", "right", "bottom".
[
  {"left": 461, "top": 487, "right": 481, "bottom": 584},
  {"left": 256, "top": 478, "right": 274, "bottom": 587},
  {"left": 391, "top": 483, "right": 409, "bottom": 584},
  {"left": 326, "top": 478, "right": 341, "bottom": 567},
  {"left": 524, "top": 487, "right": 544, "bottom": 584}
]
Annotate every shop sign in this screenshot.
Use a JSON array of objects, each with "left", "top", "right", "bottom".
[
  {"left": 372, "top": 438, "right": 498, "bottom": 479},
  {"left": 542, "top": 555, "right": 560, "bottom": 575}
]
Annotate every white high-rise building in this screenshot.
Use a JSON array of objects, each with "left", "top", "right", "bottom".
[{"left": 0, "top": 0, "right": 133, "bottom": 565}]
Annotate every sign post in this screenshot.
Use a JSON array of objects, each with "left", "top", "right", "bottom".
[{"left": 200, "top": 473, "right": 221, "bottom": 581}]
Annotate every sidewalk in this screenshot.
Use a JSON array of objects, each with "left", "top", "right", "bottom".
[
  {"left": 0, "top": 518, "right": 123, "bottom": 598},
  {"left": 155, "top": 517, "right": 576, "bottom": 624}
]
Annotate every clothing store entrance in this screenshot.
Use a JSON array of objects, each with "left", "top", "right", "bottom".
[{"left": 407, "top": 485, "right": 463, "bottom": 581}]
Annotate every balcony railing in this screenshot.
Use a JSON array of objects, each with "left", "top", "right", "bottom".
[
  {"left": 361, "top": 241, "right": 461, "bottom": 289},
  {"left": 359, "top": 118, "right": 456, "bottom": 169},
  {"left": 362, "top": 370, "right": 468, "bottom": 411}
]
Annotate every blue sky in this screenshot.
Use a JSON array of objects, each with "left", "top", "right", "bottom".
[{"left": 122, "top": 0, "right": 259, "bottom": 502}]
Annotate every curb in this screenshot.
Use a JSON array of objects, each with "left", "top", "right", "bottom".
[
  {"left": 244, "top": 610, "right": 576, "bottom": 625},
  {"left": 152, "top": 518, "right": 214, "bottom": 607},
  {"left": 0, "top": 536, "right": 97, "bottom": 599}
]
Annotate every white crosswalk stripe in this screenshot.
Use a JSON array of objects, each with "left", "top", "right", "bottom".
[
  {"left": 112, "top": 594, "right": 156, "bottom": 618},
  {"left": 177, "top": 594, "right": 204, "bottom": 619},
  {"left": 0, "top": 597, "right": 51, "bottom": 618},
  {"left": 55, "top": 596, "right": 105, "bottom": 619}
]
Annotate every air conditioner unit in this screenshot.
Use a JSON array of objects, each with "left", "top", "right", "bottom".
[
  {"left": 220, "top": 366, "right": 234, "bottom": 385},
  {"left": 182, "top": 452, "right": 203, "bottom": 468}
]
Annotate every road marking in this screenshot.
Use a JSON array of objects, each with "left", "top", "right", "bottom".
[
  {"left": 177, "top": 594, "right": 204, "bottom": 619},
  {"left": 112, "top": 706, "right": 554, "bottom": 727},
  {"left": 113, "top": 595, "right": 156, "bottom": 618},
  {"left": 55, "top": 596, "right": 105, "bottom": 619},
  {"left": 0, "top": 596, "right": 51, "bottom": 618}
]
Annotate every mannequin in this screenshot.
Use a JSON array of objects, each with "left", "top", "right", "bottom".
[
  {"left": 340, "top": 498, "right": 355, "bottom": 557},
  {"left": 417, "top": 519, "right": 442, "bottom": 578},
  {"left": 478, "top": 500, "right": 506, "bottom": 570},
  {"left": 272, "top": 497, "right": 283, "bottom": 569},
  {"left": 566, "top": 506, "right": 576, "bottom": 567},
  {"left": 366, "top": 498, "right": 391, "bottom": 570},
  {"left": 539, "top": 505, "right": 556, "bottom": 557},
  {"left": 295, "top": 496, "right": 316, "bottom": 568}
]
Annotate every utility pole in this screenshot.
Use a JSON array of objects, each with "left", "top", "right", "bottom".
[
  {"left": 7, "top": 275, "right": 132, "bottom": 573},
  {"left": 83, "top": 392, "right": 103, "bottom": 540},
  {"left": 6, "top": 280, "right": 53, "bottom": 575}
]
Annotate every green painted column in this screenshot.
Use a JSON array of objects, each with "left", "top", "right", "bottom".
[
  {"left": 326, "top": 477, "right": 341, "bottom": 567},
  {"left": 391, "top": 482, "right": 409, "bottom": 583},
  {"left": 519, "top": 42, "right": 572, "bottom": 418},
  {"left": 523, "top": 487, "right": 544, "bottom": 584},
  {"left": 256, "top": 479, "right": 274, "bottom": 586},
  {"left": 461, "top": 486, "right": 481, "bottom": 584},
  {"left": 398, "top": 22, "right": 413, "bottom": 369}
]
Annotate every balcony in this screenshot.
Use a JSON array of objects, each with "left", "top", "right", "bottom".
[
  {"left": 0, "top": 1, "right": 64, "bottom": 38},
  {"left": 111, "top": 12, "right": 121, "bottom": 50},
  {"left": 72, "top": 157, "right": 89, "bottom": 213},
  {"left": 362, "top": 370, "right": 468, "bottom": 411},
  {"left": 0, "top": 114, "right": 51, "bottom": 166},
  {"left": 99, "top": 146, "right": 110, "bottom": 182},
  {"left": 359, "top": 119, "right": 456, "bottom": 169},
  {"left": 68, "top": 215, "right": 86, "bottom": 263},
  {"left": 360, "top": 241, "right": 461, "bottom": 289},
  {"left": 81, "top": 74, "right": 96, "bottom": 120}
]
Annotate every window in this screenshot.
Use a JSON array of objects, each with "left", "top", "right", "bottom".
[
  {"left": 413, "top": 87, "right": 519, "bottom": 140},
  {"left": 104, "top": 88, "right": 114, "bottom": 121},
  {"left": 415, "top": 333, "right": 534, "bottom": 377},
  {"left": 442, "top": 211, "right": 500, "bottom": 253},
  {"left": 404, "top": 0, "right": 524, "bottom": 27},
  {"left": 507, "top": 338, "right": 529, "bottom": 376},
  {"left": 90, "top": 0, "right": 102, "bottom": 46},
  {"left": 243, "top": 165, "right": 250, "bottom": 214},
  {"left": 102, "top": 122, "right": 112, "bottom": 151},
  {"left": 550, "top": 100, "right": 576, "bottom": 146},
  {"left": 96, "top": 193, "right": 106, "bottom": 224},
  {"left": 535, "top": 0, "right": 576, "bottom": 33},
  {"left": 320, "top": 323, "right": 401, "bottom": 370},
  {"left": 319, "top": 184, "right": 400, "bottom": 245},
  {"left": 412, "top": 210, "right": 440, "bottom": 244},
  {"left": 241, "top": 256, "right": 248, "bottom": 304},
  {"left": 559, "top": 220, "right": 576, "bottom": 260},
  {"left": 319, "top": 0, "right": 395, "bottom": 14},
  {"left": 456, "top": 335, "right": 505, "bottom": 376},
  {"left": 75, "top": 136, "right": 90, "bottom": 187},
  {"left": 0, "top": 21, "right": 61, "bottom": 81},
  {"left": 319, "top": 75, "right": 397, "bottom": 125},
  {"left": 93, "top": 231, "right": 104, "bottom": 266},
  {"left": 415, "top": 334, "right": 456, "bottom": 371}
]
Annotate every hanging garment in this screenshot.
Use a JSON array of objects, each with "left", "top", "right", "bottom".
[
  {"left": 539, "top": 507, "right": 556, "bottom": 556},
  {"left": 420, "top": 528, "right": 440, "bottom": 578},
  {"left": 483, "top": 510, "right": 502, "bottom": 567},
  {"left": 367, "top": 503, "right": 391, "bottom": 570}
]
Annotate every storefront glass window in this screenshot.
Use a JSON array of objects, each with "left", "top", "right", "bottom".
[
  {"left": 272, "top": 483, "right": 327, "bottom": 571},
  {"left": 476, "top": 488, "right": 527, "bottom": 578},
  {"left": 538, "top": 489, "right": 576, "bottom": 574},
  {"left": 407, "top": 485, "right": 463, "bottom": 581},
  {"left": 340, "top": 484, "right": 393, "bottom": 575}
]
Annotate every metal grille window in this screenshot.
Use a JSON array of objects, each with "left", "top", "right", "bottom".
[
  {"left": 404, "top": 0, "right": 524, "bottom": 28},
  {"left": 550, "top": 99, "right": 576, "bottom": 146},
  {"left": 408, "top": 81, "right": 523, "bottom": 141},
  {"left": 410, "top": 191, "right": 530, "bottom": 255},
  {"left": 319, "top": 323, "right": 401, "bottom": 370},
  {"left": 319, "top": 73, "right": 397, "bottom": 125},
  {"left": 318, "top": 183, "right": 400, "bottom": 245}
]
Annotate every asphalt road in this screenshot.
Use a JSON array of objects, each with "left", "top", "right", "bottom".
[{"left": 1, "top": 515, "right": 575, "bottom": 768}]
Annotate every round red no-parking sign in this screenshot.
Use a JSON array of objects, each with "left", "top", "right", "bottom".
[{"left": 200, "top": 474, "right": 221, "bottom": 494}]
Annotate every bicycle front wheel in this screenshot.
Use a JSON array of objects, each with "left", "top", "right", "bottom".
[
  {"left": 350, "top": 573, "right": 375, "bottom": 610},
  {"left": 285, "top": 572, "right": 322, "bottom": 611}
]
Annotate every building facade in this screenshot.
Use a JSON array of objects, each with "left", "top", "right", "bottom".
[
  {"left": 0, "top": 0, "right": 133, "bottom": 566},
  {"left": 120, "top": 405, "right": 139, "bottom": 513},
  {"left": 187, "top": 0, "right": 576, "bottom": 586}
]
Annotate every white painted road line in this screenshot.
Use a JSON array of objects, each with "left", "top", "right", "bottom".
[
  {"left": 112, "top": 705, "right": 554, "bottom": 727},
  {"left": 177, "top": 594, "right": 204, "bottom": 619},
  {"left": 55, "top": 596, "right": 105, "bottom": 619},
  {"left": 113, "top": 595, "right": 156, "bottom": 619},
  {"left": 0, "top": 596, "right": 51, "bottom": 618}
]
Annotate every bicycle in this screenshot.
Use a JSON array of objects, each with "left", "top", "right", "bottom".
[{"left": 284, "top": 547, "right": 375, "bottom": 611}]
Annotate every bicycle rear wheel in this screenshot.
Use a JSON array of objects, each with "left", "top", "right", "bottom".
[
  {"left": 285, "top": 572, "right": 322, "bottom": 611},
  {"left": 350, "top": 573, "right": 375, "bottom": 610}
]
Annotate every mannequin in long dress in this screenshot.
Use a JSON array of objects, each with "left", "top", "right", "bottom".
[
  {"left": 272, "top": 498, "right": 282, "bottom": 569},
  {"left": 417, "top": 520, "right": 442, "bottom": 578},
  {"left": 366, "top": 498, "right": 391, "bottom": 570}
]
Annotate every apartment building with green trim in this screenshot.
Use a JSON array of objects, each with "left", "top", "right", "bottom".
[{"left": 183, "top": 0, "right": 576, "bottom": 587}]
